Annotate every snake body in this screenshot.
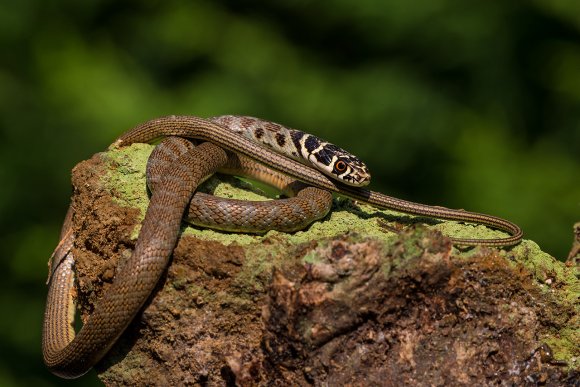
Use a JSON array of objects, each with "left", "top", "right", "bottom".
[
  {"left": 147, "top": 135, "right": 333, "bottom": 233},
  {"left": 114, "top": 115, "right": 522, "bottom": 246},
  {"left": 43, "top": 116, "right": 523, "bottom": 378},
  {"left": 210, "top": 115, "right": 371, "bottom": 186},
  {"left": 43, "top": 141, "right": 230, "bottom": 378}
]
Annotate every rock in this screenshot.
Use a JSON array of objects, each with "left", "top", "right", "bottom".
[{"left": 66, "top": 143, "right": 579, "bottom": 386}]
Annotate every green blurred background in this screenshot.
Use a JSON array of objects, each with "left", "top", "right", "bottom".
[{"left": 1, "top": 1, "right": 578, "bottom": 385}]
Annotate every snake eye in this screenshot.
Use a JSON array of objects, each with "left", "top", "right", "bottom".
[{"left": 335, "top": 160, "right": 348, "bottom": 173}]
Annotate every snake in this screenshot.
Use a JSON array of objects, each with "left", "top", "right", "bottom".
[{"left": 43, "top": 115, "right": 523, "bottom": 378}]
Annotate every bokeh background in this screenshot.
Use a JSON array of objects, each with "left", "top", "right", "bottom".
[{"left": 1, "top": 1, "right": 578, "bottom": 385}]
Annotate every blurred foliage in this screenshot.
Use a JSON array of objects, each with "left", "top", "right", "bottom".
[{"left": 0, "top": 0, "right": 578, "bottom": 385}]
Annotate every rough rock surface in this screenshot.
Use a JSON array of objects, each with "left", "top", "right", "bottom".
[{"left": 65, "top": 144, "right": 579, "bottom": 386}]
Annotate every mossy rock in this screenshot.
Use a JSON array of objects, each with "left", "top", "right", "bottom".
[{"left": 65, "top": 144, "right": 579, "bottom": 386}]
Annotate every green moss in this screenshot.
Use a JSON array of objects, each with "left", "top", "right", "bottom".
[
  {"left": 502, "top": 243, "right": 579, "bottom": 369},
  {"left": 100, "top": 144, "right": 524, "bottom": 248},
  {"left": 303, "top": 251, "right": 322, "bottom": 264},
  {"left": 510, "top": 241, "right": 579, "bottom": 314},
  {"left": 542, "top": 328, "right": 580, "bottom": 367},
  {"left": 435, "top": 220, "right": 508, "bottom": 241},
  {"left": 101, "top": 145, "right": 565, "bottom": 275},
  {"left": 101, "top": 143, "right": 153, "bottom": 239},
  {"left": 104, "top": 143, "right": 152, "bottom": 211},
  {"left": 512, "top": 241, "right": 575, "bottom": 285}
]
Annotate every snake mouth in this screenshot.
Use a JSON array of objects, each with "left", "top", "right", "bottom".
[
  {"left": 358, "top": 177, "right": 371, "bottom": 186},
  {"left": 340, "top": 174, "right": 371, "bottom": 187},
  {"left": 356, "top": 177, "right": 371, "bottom": 187}
]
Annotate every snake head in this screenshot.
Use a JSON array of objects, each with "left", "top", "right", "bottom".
[
  {"left": 329, "top": 155, "right": 371, "bottom": 186},
  {"left": 309, "top": 143, "right": 371, "bottom": 186}
]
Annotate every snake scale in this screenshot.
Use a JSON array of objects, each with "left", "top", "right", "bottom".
[{"left": 43, "top": 115, "right": 523, "bottom": 378}]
